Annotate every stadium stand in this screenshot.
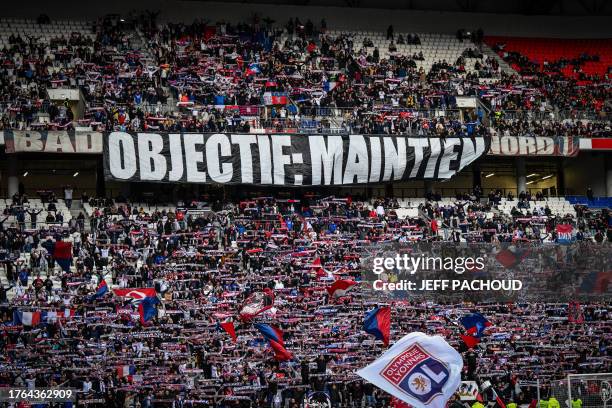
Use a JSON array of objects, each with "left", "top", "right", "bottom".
[
  {"left": 0, "top": 6, "right": 610, "bottom": 408},
  {"left": 1, "top": 192, "right": 611, "bottom": 407},
  {"left": 0, "top": 15, "right": 608, "bottom": 135},
  {"left": 484, "top": 36, "right": 612, "bottom": 79}
]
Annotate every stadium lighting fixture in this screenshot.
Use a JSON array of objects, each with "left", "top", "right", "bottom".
[
  {"left": 527, "top": 173, "right": 538, "bottom": 178},
  {"left": 485, "top": 173, "right": 495, "bottom": 178},
  {"left": 541, "top": 174, "right": 553, "bottom": 180},
  {"left": 73, "top": 172, "right": 79, "bottom": 177},
  {"left": 22, "top": 171, "right": 28, "bottom": 177}
]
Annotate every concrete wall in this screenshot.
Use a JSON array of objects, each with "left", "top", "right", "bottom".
[{"left": 5, "top": 0, "right": 611, "bottom": 38}]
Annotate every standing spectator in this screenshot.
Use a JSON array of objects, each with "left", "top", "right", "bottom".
[
  {"left": 64, "top": 185, "right": 74, "bottom": 209},
  {"left": 27, "top": 208, "right": 42, "bottom": 229},
  {"left": 0, "top": 283, "right": 13, "bottom": 302},
  {"left": 18, "top": 267, "right": 29, "bottom": 287},
  {"left": 586, "top": 187, "right": 594, "bottom": 201}
]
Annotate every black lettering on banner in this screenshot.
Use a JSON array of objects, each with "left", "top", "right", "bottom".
[{"left": 103, "top": 133, "right": 490, "bottom": 186}]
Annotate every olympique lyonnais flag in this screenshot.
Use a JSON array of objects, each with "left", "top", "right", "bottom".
[
  {"left": 13, "top": 310, "right": 41, "bottom": 326},
  {"left": 218, "top": 321, "right": 237, "bottom": 343},
  {"left": 239, "top": 288, "right": 275, "bottom": 321},
  {"left": 138, "top": 296, "right": 161, "bottom": 324},
  {"left": 327, "top": 279, "right": 358, "bottom": 298},
  {"left": 54, "top": 241, "right": 72, "bottom": 272},
  {"left": 92, "top": 280, "right": 109, "bottom": 299},
  {"left": 117, "top": 365, "right": 136, "bottom": 379},
  {"left": 556, "top": 224, "right": 574, "bottom": 244},
  {"left": 364, "top": 306, "right": 391, "bottom": 346},
  {"left": 460, "top": 313, "right": 491, "bottom": 348},
  {"left": 254, "top": 323, "right": 293, "bottom": 361},
  {"left": 357, "top": 332, "right": 463, "bottom": 408},
  {"left": 113, "top": 288, "right": 158, "bottom": 300}
]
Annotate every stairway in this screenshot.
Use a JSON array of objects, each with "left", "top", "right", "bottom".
[
  {"left": 481, "top": 43, "right": 517, "bottom": 76},
  {"left": 133, "top": 28, "right": 177, "bottom": 114}
]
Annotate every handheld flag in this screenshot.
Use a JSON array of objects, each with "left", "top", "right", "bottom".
[
  {"left": 311, "top": 257, "right": 333, "bottom": 280},
  {"left": 556, "top": 224, "right": 574, "bottom": 244},
  {"left": 113, "top": 288, "right": 157, "bottom": 299},
  {"left": 54, "top": 241, "right": 72, "bottom": 272},
  {"left": 460, "top": 334, "right": 481, "bottom": 349},
  {"left": 92, "top": 280, "right": 109, "bottom": 299},
  {"left": 13, "top": 310, "right": 41, "bottom": 327},
  {"left": 113, "top": 287, "right": 160, "bottom": 324},
  {"left": 495, "top": 246, "right": 527, "bottom": 269},
  {"left": 116, "top": 365, "right": 136, "bottom": 382},
  {"left": 218, "top": 321, "right": 237, "bottom": 343},
  {"left": 356, "top": 332, "right": 463, "bottom": 408},
  {"left": 138, "top": 296, "right": 160, "bottom": 324},
  {"left": 239, "top": 288, "right": 275, "bottom": 321},
  {"left": 459, "top": 313, "right": 491, "bottom": 348},
  {"left": 364, "top": 306, "right": 391, "bottom": 346},
  {"left": 254, "top": 323, "right": 292, "bottom": 361},
  {"left": 481, "top": 381, "right": 506, "bottom": 408},
  {"left": 327, "top": 279, "right": 357, "bottom": 298}
]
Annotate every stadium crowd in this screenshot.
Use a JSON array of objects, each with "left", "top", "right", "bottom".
[
  {"left": 0, "top": 192, "right": 610, "bottom": 407},
  {"left": 0, "top": 14, "right": 609, "bottom": 136}
]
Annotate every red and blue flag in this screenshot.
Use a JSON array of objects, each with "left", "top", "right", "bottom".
[
  {"left": 254, "top": 323, "right": 292, "bottom": 361},
  {"left": 363, "top": 306, "right": 391, "bottom": 346},
  {"left": 92, "top": 280, "right": 109, "bottom": 299},
  {"left": 137, "top": 295, "right": 160, "bottom": 324},
  {"left": 460, "top": 312, "right": 491, "bottom": 348},
  {"left": 54, "top": 241, "right": 72, "bottom": 272}
]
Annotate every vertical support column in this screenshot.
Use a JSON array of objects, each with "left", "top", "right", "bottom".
[
  {"left": 556, "top": 160, "right": 565, "bottom": 197},
  {"left": 96, "top": 157, "right": 106, "bottom": 198},
  {"left": 604, "top": 155, "right": 612, "bottom": 197},
  {"left": 384, "top": 183, "right": 393, "bottom": 198},
  {"left": 7, "top": 155, "right": 19, "bottom": 197},
  {"left": 423, "top": 180, "right": 433, "bottom": 197},
  {"left": 516, "top": 157, "right": 526, "bottom": 195},
  {"left": 120, "top": 183, "right": 131, "bottom": 200},
  {"left": 472, "top": 164, "right": 482, "bottom": 191}
]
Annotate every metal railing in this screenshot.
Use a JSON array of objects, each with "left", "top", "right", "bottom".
[
  {"left": 493, "top": 109, "right": 608, "bottom": 122},
  {"left": 284, "top": 106, "right": 464, "bottom": 120}
]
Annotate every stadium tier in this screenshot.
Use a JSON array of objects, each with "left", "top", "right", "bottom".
[
  {"left": 0, "top": 15, "right": 608, "bottom": 135},
  {"left": 484, "top": 36, "right": 612, "bottom": 79},
  {"left": 0, "top": 4, "right": 611, "bottom": 408}
]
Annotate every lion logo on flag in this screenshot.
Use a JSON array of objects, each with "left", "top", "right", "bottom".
[{"left": 380, "top": 344, "right": 450, "bottom": 404}]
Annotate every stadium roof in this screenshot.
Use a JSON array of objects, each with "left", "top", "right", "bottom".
[{"left": 187, "top": 0, "right": 612, "bottom": 16}]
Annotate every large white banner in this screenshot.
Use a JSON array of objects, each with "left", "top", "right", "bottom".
[
  {"left": 103, "top": 132, "right": 489, "bottom": 186},
  {"left": 356, "top": 332, "right": 463, "bottom": 408}
]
